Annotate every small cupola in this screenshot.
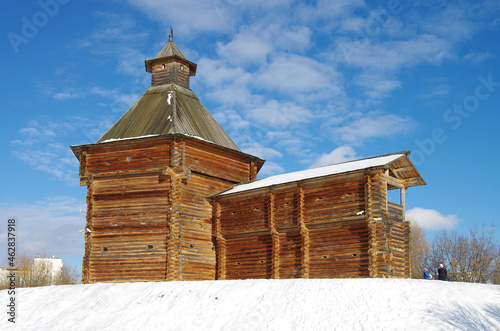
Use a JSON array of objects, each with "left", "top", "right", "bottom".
[{"left": 144, "top": 27, "right": 197, "bottom": 89}]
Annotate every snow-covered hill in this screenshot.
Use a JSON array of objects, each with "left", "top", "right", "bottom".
[{"left": 1, "top": 279, "right": 499, "bottom": 330}]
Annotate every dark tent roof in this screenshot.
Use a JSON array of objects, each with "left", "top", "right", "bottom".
[{"left": 96, "top": 83, "right": 240, "bottom": 151}]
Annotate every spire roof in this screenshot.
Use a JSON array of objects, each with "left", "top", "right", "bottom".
[
  {"left": 144, "top": 27, "right": 197, "bottom": 76},
  {"left": 152, "top": 27, "right": 187, "bottom": 60}
]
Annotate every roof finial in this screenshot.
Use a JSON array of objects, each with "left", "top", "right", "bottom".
[{"left": 169, "top": 26, "right": 173, "bottom": 42}]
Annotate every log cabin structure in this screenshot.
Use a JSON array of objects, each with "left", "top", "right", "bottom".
[
  {"left": 210, "top": 153, "right": 425, "bottom": 279},
  {"left": 71, "top": 30, "right": 425, "bottom": 283}
]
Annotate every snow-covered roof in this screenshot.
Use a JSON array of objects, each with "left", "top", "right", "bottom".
[{"left": 219, "top": 153, "right": 407, "bottom": 196}]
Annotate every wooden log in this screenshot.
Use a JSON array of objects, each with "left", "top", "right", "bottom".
[
  {"left": 268, "top": 190, "right": 280, "bottom": 279},
  {"left": 297, "top": 184, "right": 309, "bottom": 279}
]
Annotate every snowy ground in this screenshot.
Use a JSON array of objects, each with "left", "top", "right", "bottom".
[{"left": 1, "top": 278, "right": 499, "bottom": 330}]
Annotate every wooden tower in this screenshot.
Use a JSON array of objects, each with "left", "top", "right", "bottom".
[{"left": 71, "top": 30, "right": 264, "bottom": 283}]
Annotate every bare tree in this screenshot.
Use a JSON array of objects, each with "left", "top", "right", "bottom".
[
  {"left": 409, "top": 221, "right": 430, "bottom": 279},
  {"left": 30, "top": 257, "right": 56, "bottom": 287},
  {"left": 428, "top": 225, "right": 500, "bottom": 283},
  {"left": 493, "top": 259, "right": 500, "bottom": 285},
  {"left": 55, "top": 264, "right": 79, "bottom": 285},
  {"left": 0, "top": 253, "right": 79, "bottom": 289},
  {"left": 15, "top": 252, "right": 34, "bottom": 287}
]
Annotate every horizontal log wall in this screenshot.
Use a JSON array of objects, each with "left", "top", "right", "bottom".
[
  {"left": 86, "top": 142, "right": 171, "bottom": 176},
  {"left": 81, "top": 136, "right": 259, "bottom": 283},
  {"left": 185, "top": 141, "right": 256, "bottom": 183},
  {"left": 151, "top": 60, "right": 191, "bottom": 89},
  {"left": 89, "top": 175, "right": 171, "bottom": 282},
  {"left": 178, "top": 173, "right": 235, "bottom": 281},
  {"left": 215, "top": 172, "right": 376, "bottom": 280}
]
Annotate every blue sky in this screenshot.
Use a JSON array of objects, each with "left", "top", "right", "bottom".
[{"left": 1, "top": 0, "right": 499, "bottom": 275}]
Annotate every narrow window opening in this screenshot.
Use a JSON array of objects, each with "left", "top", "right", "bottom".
[
  {"left": 162, "top": 64, "right": 166, "bottom": 69},
  {"left": 148, "top": 245, "right": 153, "bottom": 249},
  {"left": 103, "top": 247, "right": 108, "bottom": 251}
]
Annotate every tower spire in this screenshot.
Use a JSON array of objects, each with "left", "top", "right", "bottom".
[{"left": 144, "top": 28, "right": 197, "bottom": 88}]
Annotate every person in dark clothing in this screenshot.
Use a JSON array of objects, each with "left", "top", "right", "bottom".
[{"left": 438, "top": 263, "right": 448, "bottom": 281}]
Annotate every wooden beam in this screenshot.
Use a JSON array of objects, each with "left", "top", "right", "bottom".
[
  {"left": 268, "top": 190, "right": 280, "bottom": 279},
  {"left": 213, "top": 201, "right": 226, "bottom": 280},
  {"left": 380, "top": 173, "right": 404, "bottom": 188},
  {"left": 297, "top": 183, "right": 309, "bottom": 279},
  {"left": 400, "top": 187, "right": 406, "bottom": 221},
  {"left": 82, "top": 178, "right": 94, "bottom": 284},
  {"left": 393, "top": 166, "right": 414, "bottom": 173},
  {"left": 250, "top": 161, "right": 257, "bottom": 181},
  {"left": 403, "top": 177, "right": 425, "bottom": 187},
  {"left": 365, "top": 175, "right": 377, "bottom": 278}
]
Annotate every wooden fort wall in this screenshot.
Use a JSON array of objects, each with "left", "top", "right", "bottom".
[
  {"left": 212, "top": 170, "right": 410, "bottom": 280},
  {"left": 365, "top": 171, "right": 410, "bottom": 278},
  {"left": 77, "top": 135, "right": 262, "bottom": 283}
]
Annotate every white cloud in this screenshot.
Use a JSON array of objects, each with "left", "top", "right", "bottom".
[
  {"left": 353, "top": 73, "right": 401, "bottom": 99},
  {"left": 241, "top": 142, "right": 282, "bottom": 160},
  {"left": 296, "top": 0, "right": 365, "bottom": 29},
  {"left": 217, "top": 34, "right": 273, "bottom": 65},
  {"left": 0, "top": 197, "right": 85, "bottom": 264},
  {"left": 256, "top": 54, "right": 335, "bottom": 94},
  {"left": 333, "top": 28, "right": 458, "bottom": 98},
  {"left": 10, "top": 116, "right": 115, "bottom": 183},
  {"left": 74, "top": 12, "right": 149, "bottom": 77},
  {"left": 463, "top": 51, "right": 495, "bottom": 63},
  {"left": 129, "top": 0, "right": 293, "bottom": 37},
  {"left": 89, "top": 86, "right": 142, "bottom": 113},
  {"left": 310, "top": 146, "right": 357, "bottom": 168},
  {"left": 419, "top": 5, "right": 477, "bottom": 42},
  {"left": 273, "top": 26, "right": 312, "bottom": 52},
  {"left": 197, "top": 58, "right": 251, "bottom": 88},
  {"left": 128, "top": 0, "right": 237, "bottom": 36},
  {"left": 247, "top": 100, "right": 313, "bottom": 129},
  {"left": 53, "top": 92, "right": 82, "bottom": 101},
  {"left": 406, "top": 207, "right": 461, "bottom": 230},
  {"left": 213, "top": 109, "right": 250, "bottom": 131},
  {"left": 333, "top": 113, "right": 415, "bottom": 145},
  {"left": 257, "top": 161, "right": 285, "bottom": 177},
  {"left": 417, "top": 84, "right": 451, "bottom": 99}
]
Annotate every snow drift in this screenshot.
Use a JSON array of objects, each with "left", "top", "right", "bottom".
[{"left": 1, "top": 279, "right": 499, "bottom": 330}]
